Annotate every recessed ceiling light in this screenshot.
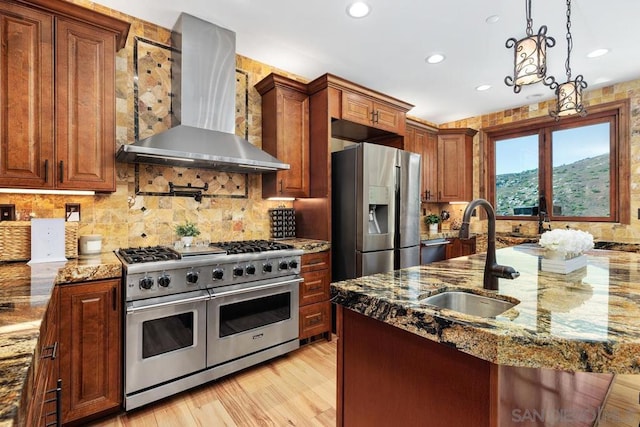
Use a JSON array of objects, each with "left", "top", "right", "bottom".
[
  {"left": 587, "top": 48, "right": 610, "bottom": 58},
  {"left": 346, "top": 2, "right": 371, "bottom": 18},
  {"left": 476, "top": 84, "right": 491, "bottom": 91},
  {"left": 593, "top": 77, "right": 611, "bottom": 85},
  {"left": 425, "top": 53, "right": 446, "bottom": 64},
  {"left": 485, "top": 15, "right": 500, "bottom": 24}
]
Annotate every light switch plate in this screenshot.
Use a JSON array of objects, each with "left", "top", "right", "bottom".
[{"left": 65, "top": 203, "right": 80, "bottom": 222}]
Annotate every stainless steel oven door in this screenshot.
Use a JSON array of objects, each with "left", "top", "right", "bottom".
[
  {"left": 125, "top": 289, "right": 210, "bottom": 395},
  {"left": 207, "top": 276, "right": 301, "bottom": 367}
]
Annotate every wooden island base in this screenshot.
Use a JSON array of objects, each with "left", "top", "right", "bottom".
[{"left": 336, "top": 306, "right": 615, "bottom": 427}]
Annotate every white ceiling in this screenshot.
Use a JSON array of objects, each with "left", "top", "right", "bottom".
[{"left": 94, "top": 0, "right": 640, "bottom": 124}]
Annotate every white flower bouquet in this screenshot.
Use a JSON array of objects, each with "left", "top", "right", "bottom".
[{"left": 538, "top": 229, "right": 594, "bottom": 259}]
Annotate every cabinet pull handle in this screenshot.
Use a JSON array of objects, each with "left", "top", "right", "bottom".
[
  {"left": 373, "top": 111, "right": 379, "bottom": 123},
  {"left": 308, "top": 285, "right": 322, "bottom": 291},
  {"left": 112, "top": 286, "right": 117, "bottom": 311},
  {"left": 44, "top": 159, "right": 49, "bottom": 183},
  {"left": 438, "top": 191, "right": 441, "bottom": 200},
  {"left": 279, "top": 179, "right": 283, "bottom": 194},
  {"left": 41, "top": 342, "right": 58, "bottom": 360},
  {"left": 44, "top": 378, "right": 62, "bottom": 427},
  {"left": 58, "top": 161, "right": 63, "bottom": 183},
  {"left": 308, "top": 315, "right": 322, "bottom": 325}
]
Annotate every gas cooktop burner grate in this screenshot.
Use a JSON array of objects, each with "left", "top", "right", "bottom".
[
  {"left": 118, "top": 246, "right": 181, "bottom": 264},
  {"left": 210, "top": 239, "right": 295, "bottom": 254}
]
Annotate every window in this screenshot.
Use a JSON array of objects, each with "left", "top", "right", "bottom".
[{"left": 485, "top": 100, "right": 629, "bottom": 224}]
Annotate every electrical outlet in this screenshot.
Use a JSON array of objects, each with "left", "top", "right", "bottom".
[
  {"left": 0, "top": 204, "right": 15, "bottom": 221},
  {"left": 65, "top": 203, "right": 81, "bottom": 222}
]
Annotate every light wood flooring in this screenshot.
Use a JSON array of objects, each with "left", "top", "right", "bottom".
[{"left": 88, "top": 337, "right": 337, "bottom": 427}]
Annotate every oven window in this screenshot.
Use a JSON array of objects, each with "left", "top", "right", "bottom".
[
  {"left": 142, "top": 312, "right": 194, "bottom": 358},
  {"left": 219, "top": 292, "right": 290, "bottom": 338}
]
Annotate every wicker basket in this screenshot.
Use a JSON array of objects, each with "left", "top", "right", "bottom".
[{"left": 0, "top": 221, "right": 78, "bottom": 261}]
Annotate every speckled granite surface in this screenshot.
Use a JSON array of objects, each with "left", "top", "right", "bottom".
[
  {"left": 279, "top": 238, "right": 330, "bottom": 253},
  {"left": 331, "top": 244, "right": 640, "bottom": 374},
  {"left": 0, "top": 253, "right": 122, "bottom": 426}
]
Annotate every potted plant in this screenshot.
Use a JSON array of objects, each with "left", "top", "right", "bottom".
[
  {"left": 425, "top": 214, "right": 440, "bottom": 233},
  {"left": 175, "top": 220, "right": 200, "bottom": 247}
]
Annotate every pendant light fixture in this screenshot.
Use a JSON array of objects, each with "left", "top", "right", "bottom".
[
  {"left": 505, "top": 0, "right": 555, "bottom": 93},
  {"left": 549, "top": 0, "right": 587, "bottom": 119}
]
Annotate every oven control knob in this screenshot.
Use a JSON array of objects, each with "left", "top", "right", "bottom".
[
  {"left": 288, "top": 260, "right": 299, "bottom": 269},
  {"left": 186, "top": 270, "right": 199, "bottom": 284},
  {"left": 139, "top": 276, "right": 154, "bottom": 290},
  {"left": 279, "top": 261, "right": 289, "bottom": 270},
  {"left": 158, "top": 274, "right": 171, "bottom": 287},
  {"left": 212, "top": 268, "right": 224, "bottom": 280},
  {"left": 263, "top": 263, "right": 273, "bottom": 273},
  {"left": 233, "top": 267, "right": 244, "bottom": 277},
  {"left": 246, "top": 265, "right": 256, "bottom": 275}
]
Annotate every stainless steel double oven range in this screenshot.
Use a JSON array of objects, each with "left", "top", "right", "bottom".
[{"left": 117, "top": 240, "right": 303, "bottom": 410}]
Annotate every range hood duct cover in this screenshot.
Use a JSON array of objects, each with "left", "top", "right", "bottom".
[{"left": 116, "top": 13, "right": 290, "bottom": 173}]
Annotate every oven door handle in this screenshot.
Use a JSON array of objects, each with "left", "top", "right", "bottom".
[
  {"left": 211, "top": 277, "right": 302, "bottom": 299},
  {"left": 126, "top": 293, "right": 211, "bottom": 315}
]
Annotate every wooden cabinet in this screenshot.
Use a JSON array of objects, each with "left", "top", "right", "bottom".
[
  {"left": 24, "top": 287, "right": 61, "bottom": 427},
  {"left": 406, "top": 122, "right": 477, "bottom": 203},
  {"left": 341, "top": 90, "right": 407, "bottom": 135},
  {"left": 405, "top": 120, "right": 438, "bottom": 202},
  {"left": 59, "top": 278, "right": 121, "bottom": 424},
  {"left": 0, "top": 0, "right": 129, "bottom": 192},
  {"left": 299, "top": 251, "right": 331, "bottom": 341},
  {"left": 256, "top": 73, "right": 310, "bottom": 198},
  {"left": 445, "top": 237, "right": 477, "bottom": 259},
  {"left": 437, "top": 128, "right": 477, "bottom": 203}
]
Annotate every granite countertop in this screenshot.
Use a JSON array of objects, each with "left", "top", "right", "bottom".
[
  {"left": 279, "top": 238, "right": 330, "bottom": 253},
  {"left": 331, "top": 244, "right": 640, "bottom": 374},
  {"left": 0, "top": 253, "right": 122, "bottom": 426}
]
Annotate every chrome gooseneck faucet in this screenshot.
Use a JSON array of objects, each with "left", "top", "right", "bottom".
[{"left": 459, "top": 199, "right": 520, "bottom": 290}]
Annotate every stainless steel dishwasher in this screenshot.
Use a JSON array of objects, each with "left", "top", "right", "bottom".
[{"left": 420, "top": 239, "right": 450, "bottom": 264}]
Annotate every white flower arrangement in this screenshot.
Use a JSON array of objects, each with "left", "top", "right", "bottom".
[{"left": 538, "top": 229, "right": 594, "bottom": 259}]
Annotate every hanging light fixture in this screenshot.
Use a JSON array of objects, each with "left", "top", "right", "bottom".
[
  {"left": 549, "top": 0, "right": 587, "bottom": 119},
  {"left": 504, "top": 0, "right": 555, "bottom": 93}
]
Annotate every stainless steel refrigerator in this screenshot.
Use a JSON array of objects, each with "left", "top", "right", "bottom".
[{"left": 332, "top": 143, "right": 421, "bottom": 281}]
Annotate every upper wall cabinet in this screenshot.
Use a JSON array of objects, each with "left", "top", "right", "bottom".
[
  {"left": 437, "top": 128, "right": 477, "bottom": 203},
  {"left": 256, "top": 73, "right": 310, "bottom": 198},
  {"left": 308, "top": 74, "right": 413, "bottom": 142},
  {"left": 0, "top": 0, "right": 129, "bottom": 192},
  {"left": 406, "top": 120, "right": 477, "bottom": 203},
  {"left": 405, "top": 120, "right": 438, "bottom": 203}
]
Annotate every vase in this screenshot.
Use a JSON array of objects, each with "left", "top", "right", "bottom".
[
  {"left": 181, "top": 236, "right": 194, "bottom": 247},
  {"left": 541, "top": 252, "right": 587, "bottom": 274},
  {"left": 428, "top": 223, "right": 438, "bottom": 233}
]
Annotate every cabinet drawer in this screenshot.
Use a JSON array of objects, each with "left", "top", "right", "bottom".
[
  {"left": 299, "top": 301, "right": 331, "bottom": 340},
  {"left": 301, "top": 251, "right": 330, "bottom": 274},
  {"left": 300, "top": 269, "right": 330, "bottom": 306}
]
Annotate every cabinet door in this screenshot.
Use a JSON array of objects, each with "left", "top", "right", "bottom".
[
  {"left": 0, "top": 4, "right": 54, "bottom": 188},
  {"left": 437, "top": 133, "right": 469, "bottom": 202},
  {"left": 299, "top": 301, "right": 331, "bottom": 340},
  {"left": 59, "top": 279, "right": 121, "bottom": 423},
  {"left": 341, "top": 91, "right": 373, "bottom": 126},
  {"left": 373, "top": 101, "right": 405, "bottom": 134},
  {"left": 259, "top": 76, "right": 310, "bottom": 198},
  {"left": 55, "top": 18, "right": 116, "bottom": 191},
  {"left": 406, "top": 124, "right": 437, "bottom": 202}
]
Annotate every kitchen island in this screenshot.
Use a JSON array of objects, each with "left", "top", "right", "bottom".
[{"left": 331, "top": 244, "right": 640, "bottom": 426}]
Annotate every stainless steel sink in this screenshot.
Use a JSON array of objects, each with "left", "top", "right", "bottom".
[{"left": 419, "top": 291, "right": 517, "bottom": 318}]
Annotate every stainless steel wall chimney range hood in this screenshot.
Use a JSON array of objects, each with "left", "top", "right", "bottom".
[{"left": 116, "top": 13, "right": 290, "bottom": 173}]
